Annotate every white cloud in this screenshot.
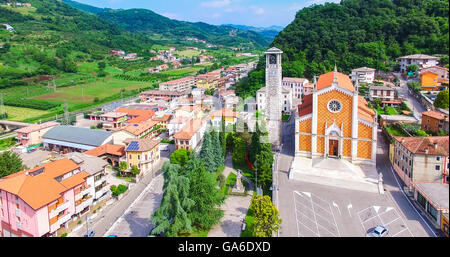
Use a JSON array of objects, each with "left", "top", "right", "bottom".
[
  {"left": 201, "top": 0, "right": 231, "bottom": 8},
  {"left": 250, "top": 6, "right": 265, "bottom": 15}
]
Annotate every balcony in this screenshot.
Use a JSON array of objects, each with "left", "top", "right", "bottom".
[
  {"left": 74, "top": 186, "right": 92, "bottom": 201},
  {"left": 95, "top": 186, "right": 109, "bottom": 199},
  {"left": 75, "top": 196, "right": 93, "bottom": 213},
  {"left": 15, "top": 209, "right": 20, "bottom": 217},
  {"left": 94, "top": 176, "right": 106, "bottom": 187},
  {"left": 49, "top": 201, "right": 70, "bottom": 219}
]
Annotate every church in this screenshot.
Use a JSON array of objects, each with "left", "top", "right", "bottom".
[{"left": 295, "top": 66, "right": 378, "bottom": 164}]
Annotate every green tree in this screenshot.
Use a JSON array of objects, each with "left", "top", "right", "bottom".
[
  {"left": 186, "top": 158, "right": 224, "bottom": 230},
  {"left": 219, "top": 116, "right": 226, "bottom": 158},
  {"left": 406, "top": 64, "right": 419, "bottom": 73},
  {"left": 170, "top": 149, "right": 191, "bottom": 167},
  {"left": 150, "top": 162, "right": 194, "bottom": 236},
  {"left": 210, "top": 129, "right": 224, "bottom": 169},
  {"left": 130, "top": 165, "right": 140, "bottom": 176},
  {"left": 416, "top": 129, "right": 428, "bottom": 137},
  {"left": 118, "top": 161, "right": 128, "bottom": 175},
  {"left": 226, "top": 133, "right": 235, "bottom": 153},
  {"left": 0, "top": 151, "right": 27, "bottom": 178},
  {"left": 254, "top": 144, "right": 274, "bottom": 192},
  {"left": 200, "top": 131, "right": 216, "bottom": 172},
  {"left": 251, "top": 195, "right": 282, "bottom": 237},
  {"left": 98, "top": 61, "right": 106, "bottom": 70},
  {"left": 232, "top": 136, "right": 246, "bottom": 166},
  {"left": 434, "top": 90, "right": 449, "bottom": 109},
  {"left": 249, "top": 122, "right": 261, "bottom": 164}
]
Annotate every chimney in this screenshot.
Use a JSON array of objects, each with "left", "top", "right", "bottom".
[
  {"left": 433, "top": 143, "right": 438, "bottom": 149},
  {"left": 401, "top": 138, "right": 405, "bottom": 143}
]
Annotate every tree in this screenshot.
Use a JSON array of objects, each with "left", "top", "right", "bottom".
[
  {"left": 170, "top": 149, "right": 191, "bottom": 167},
  {"left": 219, "top": 116, "right": 226, "bottom": 158},
  {"left": 98, "top": 61, "right": 106, "bottom": 70},
  {"left": 406, "top": 64, "right": 419, "bottom": 73},
  {"left": 130, "top": 165, "right": 140, "bottom": 176},
  {"left": 251, "top": 195, "right": 282, "bottom": 237},
  {"left": 373, "top": 98, "right": 382, "bottom": 108},
  {"left": 0, "top": 151, "right": 27, "bottom": 178},
  {"left": 186, "top": 158, "right": 224, "bottom": 230},
  {"left": 232, "top": 136, "right": 246, "bottom": 166},
  {"left": 416, "top": 129, "right": 428, "bottom": 137},
  {"left": 226, "top": 133, "right": 235, "bottom": 153},
  {"left": 434, "top": 90, "right": 449, "bottom": 109},
  {"left": 200, "top": 131, "right": 216, "bottom": 172},
  {"left": 150, "top": 162, "right": 194, "bottom": 236},
  {"left": 210, "top": 129, "right": 224, "bottom": 169},
  {"left": 118, "top": 161, "right": 127, "bottom": 175},
  {"left": 254, "top": 144, "right": 274, "bottom": 191},
  {"left": 249, "top": 122, "right": 261, "bottom": 164}
]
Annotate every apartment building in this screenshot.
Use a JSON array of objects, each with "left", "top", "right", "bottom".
[
  {"left": 0, "top": 158, "right": 105, "bottom": 237},
  {"left": 159, "top": 76, "right": 195, "bottom": 92},
  {"left": 397, "top": 54, "right": 440, "bottom": 73},
  {"left": 350, "top": 67, "right": 376, "bottom": 85},
  {"left": 125, "top": 139, "right": 161, "bottom": 176},
  {"left": 282, "top": 77, "right": 309, "bottom": 99},
  {"left": 15, "top": 121, "right": 59, "bottom": 147},
  {"left": 368, "top": 85, "right": 396, "bottom": 101},
  {"left": 174, "top": 119, "right": 207, "bottom": 151}
]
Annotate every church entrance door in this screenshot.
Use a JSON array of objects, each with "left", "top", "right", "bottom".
[{"left": 329, "top": 139, "right": 339, "bottom": 157}]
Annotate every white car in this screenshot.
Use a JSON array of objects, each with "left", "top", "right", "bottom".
[{"left": 366, "top": 225, "right": 389, "bottom": 237}]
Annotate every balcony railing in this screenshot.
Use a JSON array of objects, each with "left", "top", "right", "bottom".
[
  {"left": 15, "top": 209, "right": 20, "bottom": 217},
  {"left": 94, "top": 176, "right": 106, "bottom": 187},
  {"left": 75, "top": 196, "right": 93, "bottom": 213},
  {"left": 49, "top": 201, "right": 70, "bottom": 219}
]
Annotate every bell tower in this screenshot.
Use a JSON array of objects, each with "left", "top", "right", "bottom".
[{"left": 265, "top": 47, "right": 283, "bottom": 150}]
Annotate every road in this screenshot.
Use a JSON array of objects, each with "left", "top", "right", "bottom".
[
  {"left": 70, "top": 144, "right": 173, "bottom": 237},
  {"left": 273, "top": 111, "right": 439, "bottom": 237},
  {"left": 394, "top": 72, "right": 426, "bottom": 120}
]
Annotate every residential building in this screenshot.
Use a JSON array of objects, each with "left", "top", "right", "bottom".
[
  {"left": 84, "top": 144, "right": 126, "bottom": 168},
  {"left": 419, "top": 66, "right": 449, "bottom": 81},
  {"left": 303, "top": 83, "right": 314, "bottom": 96},
  {"left": 350, "top": 67, "right": 376, "bottom": 85},
  {"left": 282, "top": 77, "right": 309, "bottom": 99},
  {"left": 196, "top": 72, "right": 220, "bottom": 81},
  {"left": 42, "top": 126, "right": 113, "bottom": 153},
  {"left": 153, "top": 114, "right": 172, "bottom": 129},
  {"left": 392, "top": 136, "right": 449, "bottom": 187},
  {"left": 368, "top": 85, "right": 396, "bottom": 101},
  {"left": 114, "top": 108, "right": 155, "bottom": 124},
  {"left": 196, "top": 77, "right": 220, "bottom": 91},
  {"left": 174, "top": 119, "right": 207, "bottom": 151},
  {"left": 121, "top": 53, "right": 137, "bottom": 60},
  {"left": 421, "top": 110, "right": 449, "bottom": 134},
  {"left": 420, "top": 71, "right": 447, "bottom": 91},
  {"left": 256, "top": 86, "right": 293, "bottom": 113},
  {"left": 167, "top": 116, "right": 190, "bottom": 136},
  {"left": 62, "top": 153, "right": 109, "bottom": 202},
  {"left": 174, "top": 105, "right": 203, "bottom": 120},
  {"left": 397, "top": 54, "right": 440, "bottom": 73},
  {"left": 0, "top": 159, "right": 95, "bottom": 237},
  {"left": 411, "top": 182, "right": 448, "bottom": 230},
  {"left": 125, "top": 139, "right": 161, "bottom": 176},
  {"left": 122, "top": 120, "right": 160, "bottom": 139},
  {"left": 159, "top": 77, "right": 195, "bottom": 93},
  {"left": 192, "top": 88, "right": 206, "bottom": 100},
  {"left": 15, "top": 121, "right": 59, "bottom": 147},
  {"left": 140, "top": 90, "right": 187, "bottom": 102},
  {"left": 211, "top": 108, "right": 237, "bottom": 127},
  {"left": 294, "top": 68, "right": 377, "bottom": 163},
  {"left": 99, "top": 112, "right": 128, "bottom": 130}
]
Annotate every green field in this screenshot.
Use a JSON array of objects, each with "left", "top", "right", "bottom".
[
  {"left": 176, "top": 49, "right": 200, "bottom": 58},
  {"left": 33, "top": 78, "right": 151, "bottom": 104},
  {"left": 3, "top": 106, "right": 50, "bottom": 121}
]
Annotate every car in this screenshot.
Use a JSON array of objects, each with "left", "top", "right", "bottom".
[
  {"left": 366, "top": 225, "right": 389, "bottom": 237},
  {"left": 107, "top": 235, "right": 117, "bottom": 237},
  {"left": 84, "top": 230, "right": 95, "bottom": 237}
]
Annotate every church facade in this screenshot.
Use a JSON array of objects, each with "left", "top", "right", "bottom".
[{"left": 295, "top": 67, "right": 377, "bottom": 164}]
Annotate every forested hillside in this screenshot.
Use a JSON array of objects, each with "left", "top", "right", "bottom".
[
  {"left": 236, "top": 0, "right": 449, "bottom": 97},
  {"left": 96, "top": 9, "right": 270, "bottom": 48}
]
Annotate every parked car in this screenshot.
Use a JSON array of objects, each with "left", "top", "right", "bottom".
[
  {"left": 366, "top": 225, "right": 389, "bottom": 237},
  {"left": 84, "top": 230, "right": 95, "bottom": 237}
]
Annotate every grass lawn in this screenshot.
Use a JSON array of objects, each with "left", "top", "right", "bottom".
[
  {"left": 33, "top": 77, "right": 150, "bottom": 104},
  {"left": 241, "top": 203, "right": 254, "bottom": 237},
  {"left": 385, "top": 125, "right": 408, "bottom": 137},
  {"left": 4, "top": 105, "right": 50, "bottom": 121},
  {"left": 159, "top": 67, "right": 202, "bottom": 76},
  {"left": 385, "top": 106, "right": 400, "bottom": 115},
  {"left": 185, "top": 229, "right": 209, "bottom": 237},
  {"left": 176, "top": 50, "right": 200, "bottom": 58},
  {"left": 0, "top": 137, "right": 17, "bottom": 151}
]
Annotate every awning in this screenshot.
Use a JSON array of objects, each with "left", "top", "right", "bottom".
[{"left": 42, "top": 139, "right": 95, "bottom": 151}]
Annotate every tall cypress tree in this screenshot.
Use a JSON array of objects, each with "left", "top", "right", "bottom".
[
  {"left": 219, "top": 115, "right": 226, "bottom": 158},
  {"left": 249, "top": 122, "right": 261, "bottom": 164},
  {"left": 210, "top": 129, "right": 224, "bottom": 170},
  {"left": 186, "top": 158, "right": 225, "bottom": 230},
  {"left": 200, "top": 130, "right": 216, "bottom": 172}
]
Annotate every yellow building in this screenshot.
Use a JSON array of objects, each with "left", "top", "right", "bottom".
[
  {"left": 125, "top": 139, "right": 160, "bottom": 176},
  {"left": 420, "top": 71, "right": 439, "bottom": 91},
  {"left": 196, "top": 78, "right": 219, "bottom": 91},
  {"left": 295, "top": 67, "right": 377, "bottom": 163},
  {"left": 211, "top": 108, "right": 237, "bottom": 127}
]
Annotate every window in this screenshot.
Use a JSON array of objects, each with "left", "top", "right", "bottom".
[
  {"left": 435, "top": 165, "right": 440, "bottom": 171},
  {"left": 427, "top": 203, "right": 438, "bottom": 221},
  {"left": 137, "top": 155, "right": 140, "bottom": 160},
  {"left": 417, "top": 192, "right": 426, "bottom": 208},
  {"left": 436, "top": 156, "right": 441, "bottom": 161},
  {"left": 129, "top": 155, "right": 132, "bottom": 160}
]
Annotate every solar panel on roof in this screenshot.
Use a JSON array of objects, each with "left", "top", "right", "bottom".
[{"left": 127, "top": 141, "right": 140, "bottom": 151}]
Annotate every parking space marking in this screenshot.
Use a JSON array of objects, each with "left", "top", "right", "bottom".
[
  {"left": 357, "top": 206, "right": 413, "bottom": 237},
  {"left": 293, "top": 191, "right": 340, "bottom": 237}
]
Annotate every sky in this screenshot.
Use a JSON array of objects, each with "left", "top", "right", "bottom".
[{"left": 73, "top": 0, "right": 341, "bottom": 27}]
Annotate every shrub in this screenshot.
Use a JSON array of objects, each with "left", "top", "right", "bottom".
[
  {"left": 217, "top": 173, "right": 226, "bottom": 188},
  {"left": 61, "top": 233, "right": 67, "bottom": 237},
  {"left": 116, "top": 184, "right": 128, "bottom": 195}
]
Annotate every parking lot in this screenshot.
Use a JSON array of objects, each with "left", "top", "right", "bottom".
[
  {"left": 293, "top": 191, "right": 340, "bottom": 237},
  {"left": 357, "top": 206, "right": 413, "bottom": 237}
]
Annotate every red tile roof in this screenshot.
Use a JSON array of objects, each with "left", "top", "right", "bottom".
[
  {"left": 115, "top": 108, "right": 155, "bottom": 124},
  {"left": 84, "top": 144, "right": 125, "bottom": 157},
  {"left": 317, "top": 71, "right": 355, "bottom": 92},
  {"left": 298, "top": 94, "right": 313, "bottom": 117},
  {"left": 174, "top": 119, "right": 205, "bottom": 140},
  {"left": 422, "top": 110, "right": 449, "bottom": 121},
  {"left": 15, "top": 121, "right": 59, "bottom": 134},
  {"left": 394, "top": 136, "right": 449, "bottom": 156}
]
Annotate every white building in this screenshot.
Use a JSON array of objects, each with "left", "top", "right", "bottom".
[
  {"left": 256, "top": 86, "right": 292, "bottom": 114},
  {"left": 282, "top": 77, "right": 309, "bottom": 99},
  {"left": 397, "top": 54, "right": 440, "bottom": 73},
  {"left": 159, "top": 76, "right": 195, "bottom": 93},
  {"left": 350, "top": 67, "right": 376, "bottom": 85},
  {"left": 368, "top": 85, "right": 396, "bottom": 101},
  {"left": 191, "top": 88, "right": 206, "bottom": 100}
]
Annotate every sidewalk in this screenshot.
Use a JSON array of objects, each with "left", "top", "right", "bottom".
[{"left": 208, "top": 154, "right": 254, "bottom": 237}]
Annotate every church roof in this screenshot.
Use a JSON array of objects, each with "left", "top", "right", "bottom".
[
  {"left": 265, "top": 47, "right": 283, "bottom": 54},
  {"left": 316, "top": 71, "right": 355, "bottom": 92},
  {"left": 297, "top": 94, "right": 313, "bottom": 117}
]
